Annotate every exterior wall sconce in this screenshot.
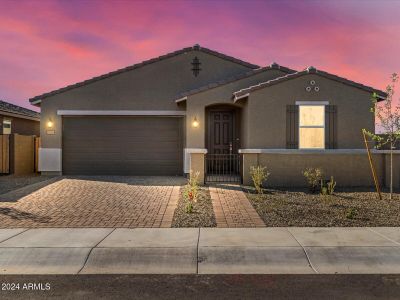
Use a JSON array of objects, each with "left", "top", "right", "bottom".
[
  {"left": 192, "top": 117, "right": 199, "bottom": 128},
  {"left": 46, "top": 119, "right": 55, "bottom": 135}
]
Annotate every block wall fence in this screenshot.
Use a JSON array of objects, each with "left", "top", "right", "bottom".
[{"left": 190, "top": 151, "right": 400, "bottom": 189}]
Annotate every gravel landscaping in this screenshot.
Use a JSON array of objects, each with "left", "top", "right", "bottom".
[
  {"left": 172, "top": 187, "right": 216, "bottom": 228},
  {"left": 0, "top": 175, "right": 56, "bottom": 195},
  {"left": 244, "top": 187, "right": 400, "bottom": 227}
]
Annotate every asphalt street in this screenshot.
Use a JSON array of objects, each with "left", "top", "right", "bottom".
[{"left": 1, "top": 274, "right": 400, "bottom": 299}]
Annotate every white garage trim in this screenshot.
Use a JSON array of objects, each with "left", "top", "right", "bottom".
[
  {"left": 39, "top": 148, "right": 62, "bottom": 172},
  {"left": 57, "top": 110, "right": 186, "bottom": 116}
]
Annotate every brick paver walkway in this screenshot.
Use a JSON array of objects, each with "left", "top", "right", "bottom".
[
  {"left": 209, "top": 184, "right": 266, "bottom": 228},
  {"left": 0, "top": 176, "right": 185, "bottom": 228}
]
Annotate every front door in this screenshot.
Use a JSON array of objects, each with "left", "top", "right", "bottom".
[{"left": 208, "top": 110, "right": 235, "bottom": 154}]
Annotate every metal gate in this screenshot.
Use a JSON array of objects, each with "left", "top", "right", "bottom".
[{"left": 205, "top": 154, "right": 241, "bottom": 183}]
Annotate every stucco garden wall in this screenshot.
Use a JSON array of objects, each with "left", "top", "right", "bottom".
[{"left": 241, "top": 151, "right": 400, "bottom": 189}]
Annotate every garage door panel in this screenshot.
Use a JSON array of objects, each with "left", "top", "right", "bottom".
[
  {"left": 66, "top": 130, "right": 180, "bottom": 138},
  {"left": 62, "top": 116, "right": 183, "bottom": 175}
]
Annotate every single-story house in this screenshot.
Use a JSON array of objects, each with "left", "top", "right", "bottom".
[
  {"left": 29, "top": 44, "right": 399, "bottom": 188},
  {"left": 0, "top": 100, "right": 40, "bottom": 136}
]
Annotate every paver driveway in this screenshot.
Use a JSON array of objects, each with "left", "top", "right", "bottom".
[{"left": 0, "top": 176, "right": 186, "bottom": 228}]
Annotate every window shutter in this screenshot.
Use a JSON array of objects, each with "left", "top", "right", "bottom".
[
  {"left": 325, "top": 105, "right": 337, "bottom": 149},
  {"left": 286, "top": 105, "right": 299, "bottom": 149}
]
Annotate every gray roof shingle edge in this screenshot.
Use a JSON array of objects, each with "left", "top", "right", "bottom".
[
  {"left": 233, "top": 66, "right": 387, "bottom": 100},
  {"left": 175, "top": 62, "right": 296, "bottom": 101},
  {"left": 0, "top": 100, "right": 40, "bottom": 119},
  {"left": 29, "top": 44, "right": 259, "bottom": 104}
]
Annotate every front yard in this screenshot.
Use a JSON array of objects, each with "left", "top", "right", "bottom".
[{"left": 244, "top": 187, "right": 400, "bottom": 227}]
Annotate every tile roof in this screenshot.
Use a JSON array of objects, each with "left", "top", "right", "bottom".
[
  {"left": 0, "top": 100, "right": 40, "bottom": 119},
  {"left": 233, "top": 66, "right": 387, "bottom": 100},
  {"left": 175, "top": 62, "right": 296, "bottom": 101},
  {"left": 29, "top": 44, "right": 259, "bottom": 104}
]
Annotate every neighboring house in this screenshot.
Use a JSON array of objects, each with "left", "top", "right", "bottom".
[
  {"left": 0, "top": 100, "right": 40, "bottom": 136},
  {"left": 29, "top": 44, "right": 398, "bottom": 188}
]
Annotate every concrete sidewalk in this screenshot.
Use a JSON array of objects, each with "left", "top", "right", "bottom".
[{"left": 0, "top": 227, "right": 399, "bottom": 274}]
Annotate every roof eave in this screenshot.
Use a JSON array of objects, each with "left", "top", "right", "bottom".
[
  {"left": 233, "top": 93, "right": 249, "bottom": 103},
  {"left": 0, "top": 110, "right": 40, "bottom": 121},
  {"left": 30, "top": 98, "right": 41, "bottom": 106},
  {"left": 233, "top": 67, "right": 387, "bottom": 100},
  {"left": 175, "top": 96, "right": 187, "bottom": 103},
  {"left": 173, "top": 63, "right": 297, "bottom": 101}
]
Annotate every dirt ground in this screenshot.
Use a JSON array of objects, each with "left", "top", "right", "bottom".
[{"left": 244, "top": 187, "right": 400, "bottom": 227}]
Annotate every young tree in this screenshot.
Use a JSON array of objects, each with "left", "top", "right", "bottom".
[{"left": 364, "top": 73, "right": 400, "bottom": 199}]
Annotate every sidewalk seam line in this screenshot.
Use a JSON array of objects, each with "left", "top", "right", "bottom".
[
  {"left": 77, "top": 228, "right": 116, "bottom": 274},
  {"left": 287, "top": 228, "right": 318, "bottom": 274},
  {"left": 367, "top": 228, "right": 400, "bottom": 247},
  {"left": 196, "top": 227, "right": 200, "bottom": 274},
  {"left": 0, "top": 228, "right": 30, "bottom": 244}
]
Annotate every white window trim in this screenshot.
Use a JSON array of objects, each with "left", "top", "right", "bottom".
[
  {"left": 2, "top": 119, "right": 11, "bottom": 135},
  {"left": 298, "top": 103, "right": 327, "bottom": 150},
  {"left": 296, "top": 101, "right": 329, "bottom": 105}
]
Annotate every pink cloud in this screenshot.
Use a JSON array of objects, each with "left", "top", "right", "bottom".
[{"left": 0, "top": 0, "right": 399, "bottom": 112}]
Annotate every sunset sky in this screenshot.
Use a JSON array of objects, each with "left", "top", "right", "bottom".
[{"left": 0, "top": 0, "right": 399, "bottom": 111}]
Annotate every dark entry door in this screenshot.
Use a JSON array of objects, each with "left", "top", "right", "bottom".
[
  {"left": 206, "top": 109, "right": 240, "bottom": 182},
  {"left": 208, "top": 110, "right": 235, "bottom": 154}
]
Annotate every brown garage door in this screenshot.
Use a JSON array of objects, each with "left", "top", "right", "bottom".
[{"left": 62, "top": 116, "right": 183, "bottom": 175}]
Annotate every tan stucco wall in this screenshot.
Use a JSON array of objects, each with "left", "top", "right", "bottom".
[
  {"left": 241, "top": 152, "right": 400, "bottom": 189},
  {"left": 244, "top": 74, "right": 375, "bottom": 149},
  {"left": 39, "top": 50, "right": 252, "bottom": 149},
  {"left": 185, "top": 69, "right": 288, "bottom": 149},
  {"left": 190, "top": 153, "right": 205, "bottom": 184}
]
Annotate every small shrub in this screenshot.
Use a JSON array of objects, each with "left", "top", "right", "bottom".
[
  {"left": 320, "top": 176, "right": 337, "bottom": 195},
  {"left": 250, "top": 165, "right": 270, "bottom": 194},
  {"left": 302, "top": 167, "right": 323, "bottom": 193},
  {"left": 327, "top": 176, "right": 336, "bottom": 195},
  {"left": 321, "top": 186, "right": 328, "bottom": 195},
  {"left": 183, "top": 170, "right": 200, "bottom": 213},
  {"left": 346, "top": 208, "right": 357, "bottom": 219}
]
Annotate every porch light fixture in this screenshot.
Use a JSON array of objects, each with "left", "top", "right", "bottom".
[
  {"left": 192, "top": 117, "right": 199, "bottom": 128},
  {"left": 47, "top": 120, "right": 54, "bottom": 128}
]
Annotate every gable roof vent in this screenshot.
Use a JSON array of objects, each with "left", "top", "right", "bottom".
[{"left": 192, "top": 44, "right": 200, "bottom": 50}]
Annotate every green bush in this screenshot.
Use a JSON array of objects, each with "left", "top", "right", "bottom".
[
  {"left": 302, "top": 167, "right": 323, "bottom": 193},
  {"left": 321, "top": 186, "right": 328, "bottom": 195},
  {"left": 250, "top": 165, "right": 270, "bottom": 194},
  {"left": 346, "top": 208, "right": 357, "bottom": 219}
]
